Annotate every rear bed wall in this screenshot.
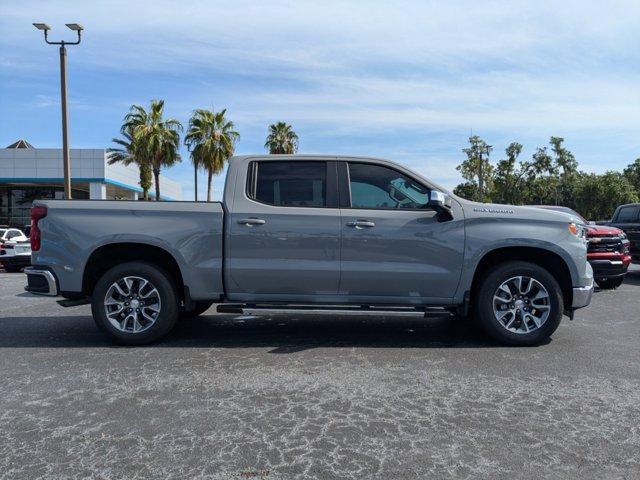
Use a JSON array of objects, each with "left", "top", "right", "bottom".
[{"left": 32, "top": 200, "right": 224, "bottom": 300}]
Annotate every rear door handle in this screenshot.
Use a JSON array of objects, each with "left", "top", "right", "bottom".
[
  {"left": 346, "top": 220, "right": 376, "bottom": 229},
  {"left": 238, "top": 218, "right": 266, "bottom": 226}
]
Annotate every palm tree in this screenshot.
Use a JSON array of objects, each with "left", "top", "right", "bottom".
[
  {"left": 265, "top": 122, "right": 298, "bottom": 154},
  {"left": 106, "top": 127, "right": 152, "bottom": 200},
  {"left": 123, "top": 100, "right": 182, "bottom": 201},
  {"left": 185, "top": 108, "right": 239, "bottom": 202}
]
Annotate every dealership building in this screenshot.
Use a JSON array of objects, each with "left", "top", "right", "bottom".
[{"left": 0, "top": 140, "right": 182, "bottom": 228}]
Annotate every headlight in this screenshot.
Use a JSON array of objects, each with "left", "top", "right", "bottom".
[
  {"left": 568, "top": 223, "right": 585, "bottom": 238},
  {"left": 619, "top": 232, "right": 627, "bottom": 240}
]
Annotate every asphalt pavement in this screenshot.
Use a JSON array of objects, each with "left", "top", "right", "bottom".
[{"left": 0, "top": 267, "right": 639, "bottom": 479}]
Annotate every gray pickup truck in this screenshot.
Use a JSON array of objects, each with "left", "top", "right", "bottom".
[{"left": 25, "top": 155, "right": 593, "bottom": 346}]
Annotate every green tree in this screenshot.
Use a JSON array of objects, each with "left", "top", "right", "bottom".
[
  {"left": 453, "top": 182, "right": 478, "bottom": 200},
  {"left": 549, "top": 136, "right": 578, "bottom": 206},
  {"left": 572, "top": 171, "right": 638, "bottom": 221},
  {"left": 106, "top": 127, "right": 152, "bottom": 200},
  {"left": 457, "top": 135, "right": 493, "bottom": 202},
  {"left": 265, "top": 122, "right": 299, "bottom": 154},
  {"left": 123, "top": 100, "right": 182, "bottom": 201},
  {"left": 623, "top": 158, "right": 640, "bottom": 195},
  {"left": 525, "top": 147, "right": 557, "bottom": 205},
  {"left": 185, "top": 108, "right": 240, "bottom": 202},
  {"left": 451, "top": 136, "right": 640, "bottom": 220},
  {"left": 493, "top": 142, "right": 529, "bottom": 204}
]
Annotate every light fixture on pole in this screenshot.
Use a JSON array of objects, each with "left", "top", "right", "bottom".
[{"left": 33, "top": 22, "right": 84, "bottom": 200}]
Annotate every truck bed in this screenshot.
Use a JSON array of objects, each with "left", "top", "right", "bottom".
[{"left": 31, "top": 200, "right": 225, "bottom": 300}]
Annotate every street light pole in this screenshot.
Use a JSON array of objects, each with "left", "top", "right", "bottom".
[
  {"left": 59, "top": 43, "right": 71, "bottom": 199},
  {"left": 33, "top": 23, "right": 83, "bottom": 200},
  {"left": 188, "top": 146, "right": 198, "bottom": 202},
  {"left": 194, "top": 164, "right": 198, "bottom": 201}
]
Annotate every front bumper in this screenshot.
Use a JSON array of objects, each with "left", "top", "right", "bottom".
[
  {"left": 24, "top": 267, "right": 59, "bottom": 296},
  {"left": 572, "top": 281, "right": 594, "bottom": 309},
  {"left": 589, "top": 258, "right": 629, "bottom": 279},
  {"left": 571, "top": 260, "right": 594, "bottom": 309}
]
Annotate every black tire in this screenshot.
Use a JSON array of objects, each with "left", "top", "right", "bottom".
[
  {"left": 181, "top": 300, "right": 214, "bottom": 318},
  {"left": 474, "top": 261, "right": 563, "bottom": 346},
  {"left": 91, "top": 261, "right": 180, "bottom": 345},
  {"left": 595, "top": 277, "right": 624, "bottom": 289}
]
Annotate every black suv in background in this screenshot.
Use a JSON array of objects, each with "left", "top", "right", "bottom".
[{"left": 603, "top": 203, "right": 640, "bottom": 264}]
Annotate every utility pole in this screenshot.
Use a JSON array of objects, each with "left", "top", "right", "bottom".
[
  {"left": 187, "top": 145, "right": 198, "bottom": 201},
  {"left": 33, "top": 23, "right": 83, "bottom": 200},
  {"left": 194, "top": 165, "right": 198, "bottom": 201},
  {"left": 477, "top": 142, "right": 493, "bottom": 203},
  {"left": 478, "top": 156, "right": 484, "bottom": 203}
]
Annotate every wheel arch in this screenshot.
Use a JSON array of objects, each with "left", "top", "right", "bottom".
[
  {"left": 82, "top": 242, "right": 185, "bottom": 299},
  {"left": 470, "top": 246, "right": 574, "bottom": 309}
]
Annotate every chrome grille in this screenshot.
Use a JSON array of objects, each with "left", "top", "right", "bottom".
[{"left": 587, "top": 236, "right": 623, "bottom": 253}]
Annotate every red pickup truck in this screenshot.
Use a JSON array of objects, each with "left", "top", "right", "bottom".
[{"left": 533, "top": 206, "right": 631, "bottom": 289}]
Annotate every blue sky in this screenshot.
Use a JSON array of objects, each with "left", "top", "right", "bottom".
[{"left": 1, "top": 0, "right": 639, "bottom": 200}]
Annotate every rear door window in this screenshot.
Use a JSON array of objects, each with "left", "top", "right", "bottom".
[{"left": 248, "top": 161, "right": 327, "bottom": 207}]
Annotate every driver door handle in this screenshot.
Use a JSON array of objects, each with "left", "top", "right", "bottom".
[
  {"left": 346, "top": 220, "right": 376, "bottom": 229},
  {"left": 238, "top": 218, "right": 266, "bottom": 226}
]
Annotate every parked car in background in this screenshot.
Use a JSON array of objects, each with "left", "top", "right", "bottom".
[
  {"left": 0, "top": 228, "right": 28, "bottom": 243},
  {"left": 0, "top": 228, "right": 32, "bottom": 272},
  {"left": 602, "top": 204, "right": 640, "bottom": 265},
  {"left": 532, "top": 206, "right": 631, "bottom": 289},
  {"left": 25, "top": 155, "right": 593, "bottom": 346}
]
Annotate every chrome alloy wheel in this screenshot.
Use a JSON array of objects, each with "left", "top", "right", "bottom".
[
  {"left": 104, "top": 276, "right": 161, "bottom": 333},
  {"left": 492, "top": 276, "right": 550, "bottom": 334}
]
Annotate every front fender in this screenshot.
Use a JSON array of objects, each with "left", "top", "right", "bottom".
[{"left": 454, "top": 217, "right": 587, "bottom": 302}]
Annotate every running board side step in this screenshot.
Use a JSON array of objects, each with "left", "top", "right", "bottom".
[
  {"left": 57, "top": 297, "right": 91, "bottom": 307},
  {"left": 216, "top": 304, "right": 450, "bottom": 317}
]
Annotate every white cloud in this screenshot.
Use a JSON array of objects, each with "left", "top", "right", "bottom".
[{"left": 2, "top": 0, "right": 640, "bottom": 193}]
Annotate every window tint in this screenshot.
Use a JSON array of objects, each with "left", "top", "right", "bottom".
[
  {"left": 6, "top": 230, "right": 20, "bottom": 239},
  {"left": 250, "top": 161, "right": 326, "bottom": 207},
  {"left": 348, "top": 163, "right": 430, "bottom": 209},
  {"left": 617, "top": 206, "right": 639, "bottom": 222}
]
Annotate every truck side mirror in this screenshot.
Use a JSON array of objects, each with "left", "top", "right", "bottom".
[
  {"left": 428, "top": 190, "right": 452, "bottom": 209},
  {"left": 428, "top": 190, "right": 453, "bottom": 221}
]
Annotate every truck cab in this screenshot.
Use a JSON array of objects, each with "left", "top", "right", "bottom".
[{"left": 608, "top": 203, "right": 640, "bottom": 264}]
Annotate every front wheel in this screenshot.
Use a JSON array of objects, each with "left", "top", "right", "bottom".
[
  {"left": 474, "top": 261, "right": 563, "bottom": 346},
  {"left": 595, "top": 277, "right": 624, "bottom": 289},
  {"left": 91, "top": 261, "right": 180, "bottom": 345}
]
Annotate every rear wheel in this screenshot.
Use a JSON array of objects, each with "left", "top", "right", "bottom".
[
  {"left": 474, "top": 261, "right": 563, "bottom": 346},
  {"left": 91, "top": 261, "right": 180, "bottom": 345},
  {"left": 595, "top": 277, "right": 624, "bottom": 289}
]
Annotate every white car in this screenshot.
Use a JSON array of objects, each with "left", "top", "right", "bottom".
[{"left": 0, "top": 228, "right": 31, "bottom": 272}]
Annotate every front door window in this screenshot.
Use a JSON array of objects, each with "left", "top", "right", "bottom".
[{"left": 348, "top": 163, "right": 430, "bottom": 210}]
